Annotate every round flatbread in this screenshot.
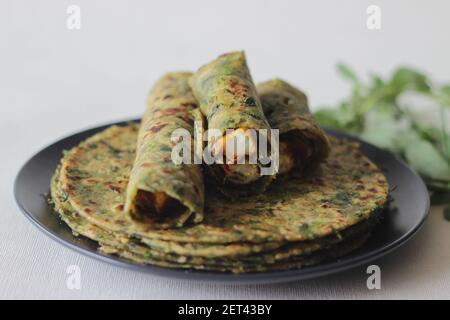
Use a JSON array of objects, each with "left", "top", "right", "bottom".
[
  {"left": 98, "top": 233, "right": 370, "bottom": 273},
  {"left": 55, "top": 124, "right": 388, "bottom": 244},
  {"left": 52, "top": 176, "right": 379, "bottom": 266}
]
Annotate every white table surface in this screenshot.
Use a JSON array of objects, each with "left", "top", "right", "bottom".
[{"left": 1, "top": 0, "right": 449, "bottom": 299}]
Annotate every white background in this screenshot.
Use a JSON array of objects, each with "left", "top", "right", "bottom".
[{"left": 1, "top": 0, "right": 449, "bottom": 299}]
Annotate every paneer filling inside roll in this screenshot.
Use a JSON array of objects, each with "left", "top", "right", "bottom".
[
  {"left": 211, "top": 128, "right": 262, "bottom": 185},
  {"left": 278, "top": 132, "right": 313, "bottom": 175},
  {"left": 134, "top": 190, "right": 187, "bottom": 222}
]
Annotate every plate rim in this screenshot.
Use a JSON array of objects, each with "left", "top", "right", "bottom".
[{"left": 13, "top": 120, "right": 430, "bottom": 284}]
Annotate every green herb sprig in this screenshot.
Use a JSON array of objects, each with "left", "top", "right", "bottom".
[{"left": 314, "top": 64, "right": 450, "bottom": 214}]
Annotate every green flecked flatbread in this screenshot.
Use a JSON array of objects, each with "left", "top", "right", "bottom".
[
  {"left": 51, "top": 123, "right": 388, "bottom": 272},
  {"left": 190, "top": 51, "right": 276, "bottom": 197},
  {"left": 53, "top": 172, "right": 375, "bottom": 272},
  {"left": 55, "top": 124, "right": 388, "bottom": 244},
  {"left": 98, "top": 233, "right": 370, "bottom": 273},
  {"left": 52, "top": 170, "right": 380, "bottom": 266},
  {"left": 53, "top": 188, "right": 375, "bottom": 268},
  {"left": 53, "top": 166, "right": 285, "bottom": 259},
  {"left": 257, "top": 79, "right": 331, "bottom": 176},
  {"left": 125, "top": 72, "right": 204, "bottom": 228},
  {"left": 53, "top": 179, "right": 283, "bottom": 260}
]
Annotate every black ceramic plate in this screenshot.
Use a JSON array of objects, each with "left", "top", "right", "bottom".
[{"left": 14, "top": 119, "right": 429, "bottom": 284}]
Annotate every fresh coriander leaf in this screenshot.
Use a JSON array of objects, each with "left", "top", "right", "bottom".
[
  {"left": 337, "top": 63, "right": 359, "bottom": 84},
  {"left": 370, "top": 74, "right": 385, "bottom": 89},
  {"left": 398, "top": 131, "right": 450, "bottom": 181},
  {"left": 440, "top": 84, "right": 450, "bottom": 95},
  {"left": 390, "top": 67, "right": 430, "bottom": 93},
  {"left": 313, "top": 108, "right": 349, "bottom": 131},
  {"left": 361, "top": 109, "right": 403, "bottom": 152},
  {"left": 411, "top": 121, "right": 450, "bottom": 162},
  {"left": 361, "top": 126, "right": 400, "bottom": 152}
]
